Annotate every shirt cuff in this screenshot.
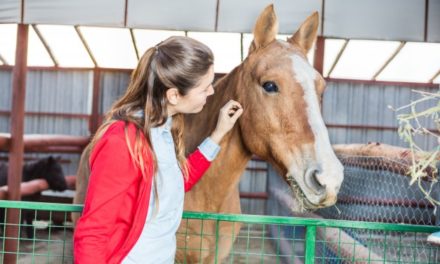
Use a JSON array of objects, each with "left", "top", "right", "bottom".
[{"left": 197, "top": 137, "right": 221, "bottom": 161}]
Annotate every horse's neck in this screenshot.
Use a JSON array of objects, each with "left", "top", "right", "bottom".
[
  {"left": 23, "top": 159, "right": 44, "bottom": 181},
  {"left": 184, "top": 67, "right": 253, "bottom": 211}
]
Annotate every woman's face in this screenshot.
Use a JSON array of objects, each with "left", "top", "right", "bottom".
[{"left": 173, "top": 65, "right": 215, "bottom": 114}]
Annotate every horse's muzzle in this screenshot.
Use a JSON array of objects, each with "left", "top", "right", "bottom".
[{"left": 304, "top": 166, "right": 326, "bottom": 195}]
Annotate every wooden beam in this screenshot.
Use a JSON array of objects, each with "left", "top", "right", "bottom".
[
  {"left": 429, "top": 69, "right": 440, "bottom": 83},
  {"left": 89, "top": 69, "right": 101, "bottom": 135},
  {"left": 124, "top": 0, "right": 129, "bottom": 27},
  {"left": 424, "top": 0, "right": 429, "bottom": 42},
  {"left": 327, "top": 39, "right": 348, "bottom": 77},
  {"left": 5, "top": 23, "right": 29, "bottom": 264},
  {"left": 0, "top": 134, "right": 89, "bottom": 153},
  {"left": 0, "top": 179, "right": 49, "bottom": 200},
  {"left": 7, "top": 24, "right": 28, "bottom": 199},
  {"left": 0, "top": 53, "right": 8, "bottom": 65},
  {"left": 320, "top": 0, "right": 325, "bottom": 35},
  {"left": 372, "top": 41, "right": 405, "bottom": 80},
  {"left": 327, "top": 123, "right": 439, "bottom": 134},
  {"left": 0, "top": 65, "right": 133, "bottom": 73},
  {"left": 215, "top": 0, "right": 220, "bottom": 32},
  {"left": 130, "top": 28, "right": 140, "bottom": 60},
  {"left": 75, "top": 26, "right": 98, "bottom": 67},
  {"left": 239, "top": 192, "right": 268, "bottom": 200},
  {"left": 32, "top": 24, "right": 58, "bottom": 66},
  {"left": 0, "top": 110, "right": 90, "bottom": 119},
  {"left": 334, "top": 143, "right": 439, "bottom": 180},
  {"left": 326, "top": 77, "right": 439, "bottom": 89},
  {"left": 20, "top": 0, "right": 24, "bottom": 23},
  {"left": 0, "top": 58, "right": 437, "bottom": 88},
  {"left": 313, "top": 36, "right": 325, "bottom": 75}
]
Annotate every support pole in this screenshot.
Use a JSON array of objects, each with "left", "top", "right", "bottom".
[
  {"left": 5, "top": 23, "right": 29, "bottom": 264},
  {"left": 313, "top": 36, "right": 324, "bottom": 75},
  {"left": 89, "top": 69, "right": 101, "bottom": 135}
]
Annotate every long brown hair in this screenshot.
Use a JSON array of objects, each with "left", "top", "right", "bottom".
[{"left": 90, "top": 36, "right": 214, "bottom": 195}]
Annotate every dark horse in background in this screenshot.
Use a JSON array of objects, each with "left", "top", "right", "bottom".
[{"left": 0, "top": 156, "right": 67, "bottom": 238}]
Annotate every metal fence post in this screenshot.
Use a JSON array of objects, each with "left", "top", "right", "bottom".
[
  {"left": 305, "top": 226, "right": 317, "bottom": 264},
  {"left": 215, "top": 220, "right": 220, "bottom": 264}
]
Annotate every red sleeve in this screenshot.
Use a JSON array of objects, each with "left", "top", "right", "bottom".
[
  {"left": 73, "top": 134, "right": 140, "bottom": 263},
  {"left": 184, "top": 149, "right": 212, "bottom": 192}
]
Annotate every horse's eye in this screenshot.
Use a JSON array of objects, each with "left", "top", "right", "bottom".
[{"left": 262, "top": 81, "right": 278, "bottom": 93}]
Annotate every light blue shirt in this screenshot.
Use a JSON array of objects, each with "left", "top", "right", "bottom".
[{"left": 123, "top": 117, "right": 220, "bottom": 264}]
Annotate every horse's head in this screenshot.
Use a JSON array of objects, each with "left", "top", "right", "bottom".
[
  {"left": 236, "top": 5, "right": 343, "bottom": 210},
  {"left": 25, "top": 156, "right": 67, "bottom": 192},
  {"left": 43, "top": 156, "right": 67, "bottom": 191}
]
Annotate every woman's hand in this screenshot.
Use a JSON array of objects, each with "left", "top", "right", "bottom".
[{"left": 210, "top": 100, "right": 243, "bottom": 144}]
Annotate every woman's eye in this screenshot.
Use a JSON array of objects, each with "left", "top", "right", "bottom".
[{"left": 262, "top": 81, "right": 278, "bottom": 93}]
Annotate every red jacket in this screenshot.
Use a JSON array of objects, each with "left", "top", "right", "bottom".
[{"left": 73, "top": 121, "right": 211, "bottom": 264}]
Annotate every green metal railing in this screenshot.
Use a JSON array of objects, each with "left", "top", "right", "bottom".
[
  {"left": 179, "top": 211, "right": 440, "bottom": 263},
  {"left": 0, "top": 200, "right": 439, "bottom": 263}
]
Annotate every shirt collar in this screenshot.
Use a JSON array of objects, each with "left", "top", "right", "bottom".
[
  {"left": 162, "top": 116, "right": 172, "bottom": 132},
  {"left": 133, "top": 110, "right": 172, "bottom": 133}
]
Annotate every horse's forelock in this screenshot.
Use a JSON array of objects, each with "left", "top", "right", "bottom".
[{"left": 44, "top": 158, "right": 67, "bottom": 191}]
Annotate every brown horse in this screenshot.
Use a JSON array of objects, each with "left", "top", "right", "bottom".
[
  {"left": 73, "top": 4, "right": 344, "bottom": 263},
  {"left": 176, "top": 5, "right": 344, "bottom": 263}
]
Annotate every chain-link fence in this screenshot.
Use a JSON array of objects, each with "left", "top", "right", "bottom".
[
  {"left": 315, "top": 154, "right": 440, "bottom": 264},
  {"left": 1, "top": 151, "right": 439, "bottom": 263},
  {"left": 317, "top": 155, "right": 439, "bottom": 225},
  {"left": 0, "top": 200, "right": 438, "bottom": 264},
  {"left": 176, "top": 212, "right": 440, "bottom": 264},
  {"left": 266, "top": 152, "right": 440, "bottom": 263}
]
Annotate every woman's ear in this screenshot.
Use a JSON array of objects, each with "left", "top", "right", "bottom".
[{"left": 166, "top": 88, "right": 180, "bottom": 105}]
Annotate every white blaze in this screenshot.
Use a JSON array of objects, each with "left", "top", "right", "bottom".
[{"left": 291, "top": 54, "right": 343, "bottom": 196}]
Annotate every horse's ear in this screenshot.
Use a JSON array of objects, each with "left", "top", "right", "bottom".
[
  {"left": 47, "top": 156, "right": 58, "bottom": 164},
  {"left": 249, "top": 4, "right": 278, "bottom": 54},
  {"left": 288, "top": 12, "right": 319, "bottom": 53}
]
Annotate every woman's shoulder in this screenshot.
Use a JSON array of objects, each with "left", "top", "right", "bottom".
[
  {"left": 90, "top": 121, "right": 142, "bottom": 162},
  {"left": 102, "top": 120, "right": 138, "bottom": 141},
  {"left": 91, "top": 121, "right": 141, "bottom": 154}
]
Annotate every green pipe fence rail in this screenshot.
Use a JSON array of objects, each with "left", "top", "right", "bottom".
[{"left": 0, "top": 200, "right": 439, "bottom": 263}]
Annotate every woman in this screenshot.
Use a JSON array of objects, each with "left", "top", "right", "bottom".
[{"left": 73, "top": 36, "right": 243, "bottom": 263}]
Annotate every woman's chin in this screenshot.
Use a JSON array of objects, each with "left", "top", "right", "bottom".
[
  {"left": 192, "top": 108, "right": 204, "bottom": 114},
  {"left": 193, "top": 104, "right": 206, "bottom": 113}
]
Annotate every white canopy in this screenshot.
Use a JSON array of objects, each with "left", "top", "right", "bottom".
[
  {"left": 0, "top": 0, "right": 439, "bottom": 42},
  {"left": 0, "top": 0, "right": 439, "bottom": 83}
]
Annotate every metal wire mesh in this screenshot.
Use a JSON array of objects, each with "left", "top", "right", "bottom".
[
  {"left": 314, "top": 227, "right": 440, "bottom": 264},
  {"left": 0, "top": 186, "right": 438, "bottom": 264},
  {"left": 318, "top": 155, "right": 440, "bottom": 226},
  {"left": 176, "top": 218, "right": 306, "bottom": 263},
  {"left": 0, "top": 201, "right": 80, "bottom": 263},
  {"left": 176, "top": 212, "right": 440, "bottom": 264},
  {"left": 313, "top": 155, "right": 440, "bottom": 264}
]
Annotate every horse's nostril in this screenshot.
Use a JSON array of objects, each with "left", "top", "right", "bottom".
[{"left": 304, "top": 168, "right": 326, "bottom": 195}]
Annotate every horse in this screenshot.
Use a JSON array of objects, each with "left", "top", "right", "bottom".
[
  {"left": 73, "top": 5, "right": 344, "bottom": 263},
  {"left": 176, "top": 5, "right": 344, "bottom": 263},
  {"left": 0, "top": 156, "right": 67, "bottom": 192},
  {"left": 0, "top": 156, "right": 67, "bottom": 238}
]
